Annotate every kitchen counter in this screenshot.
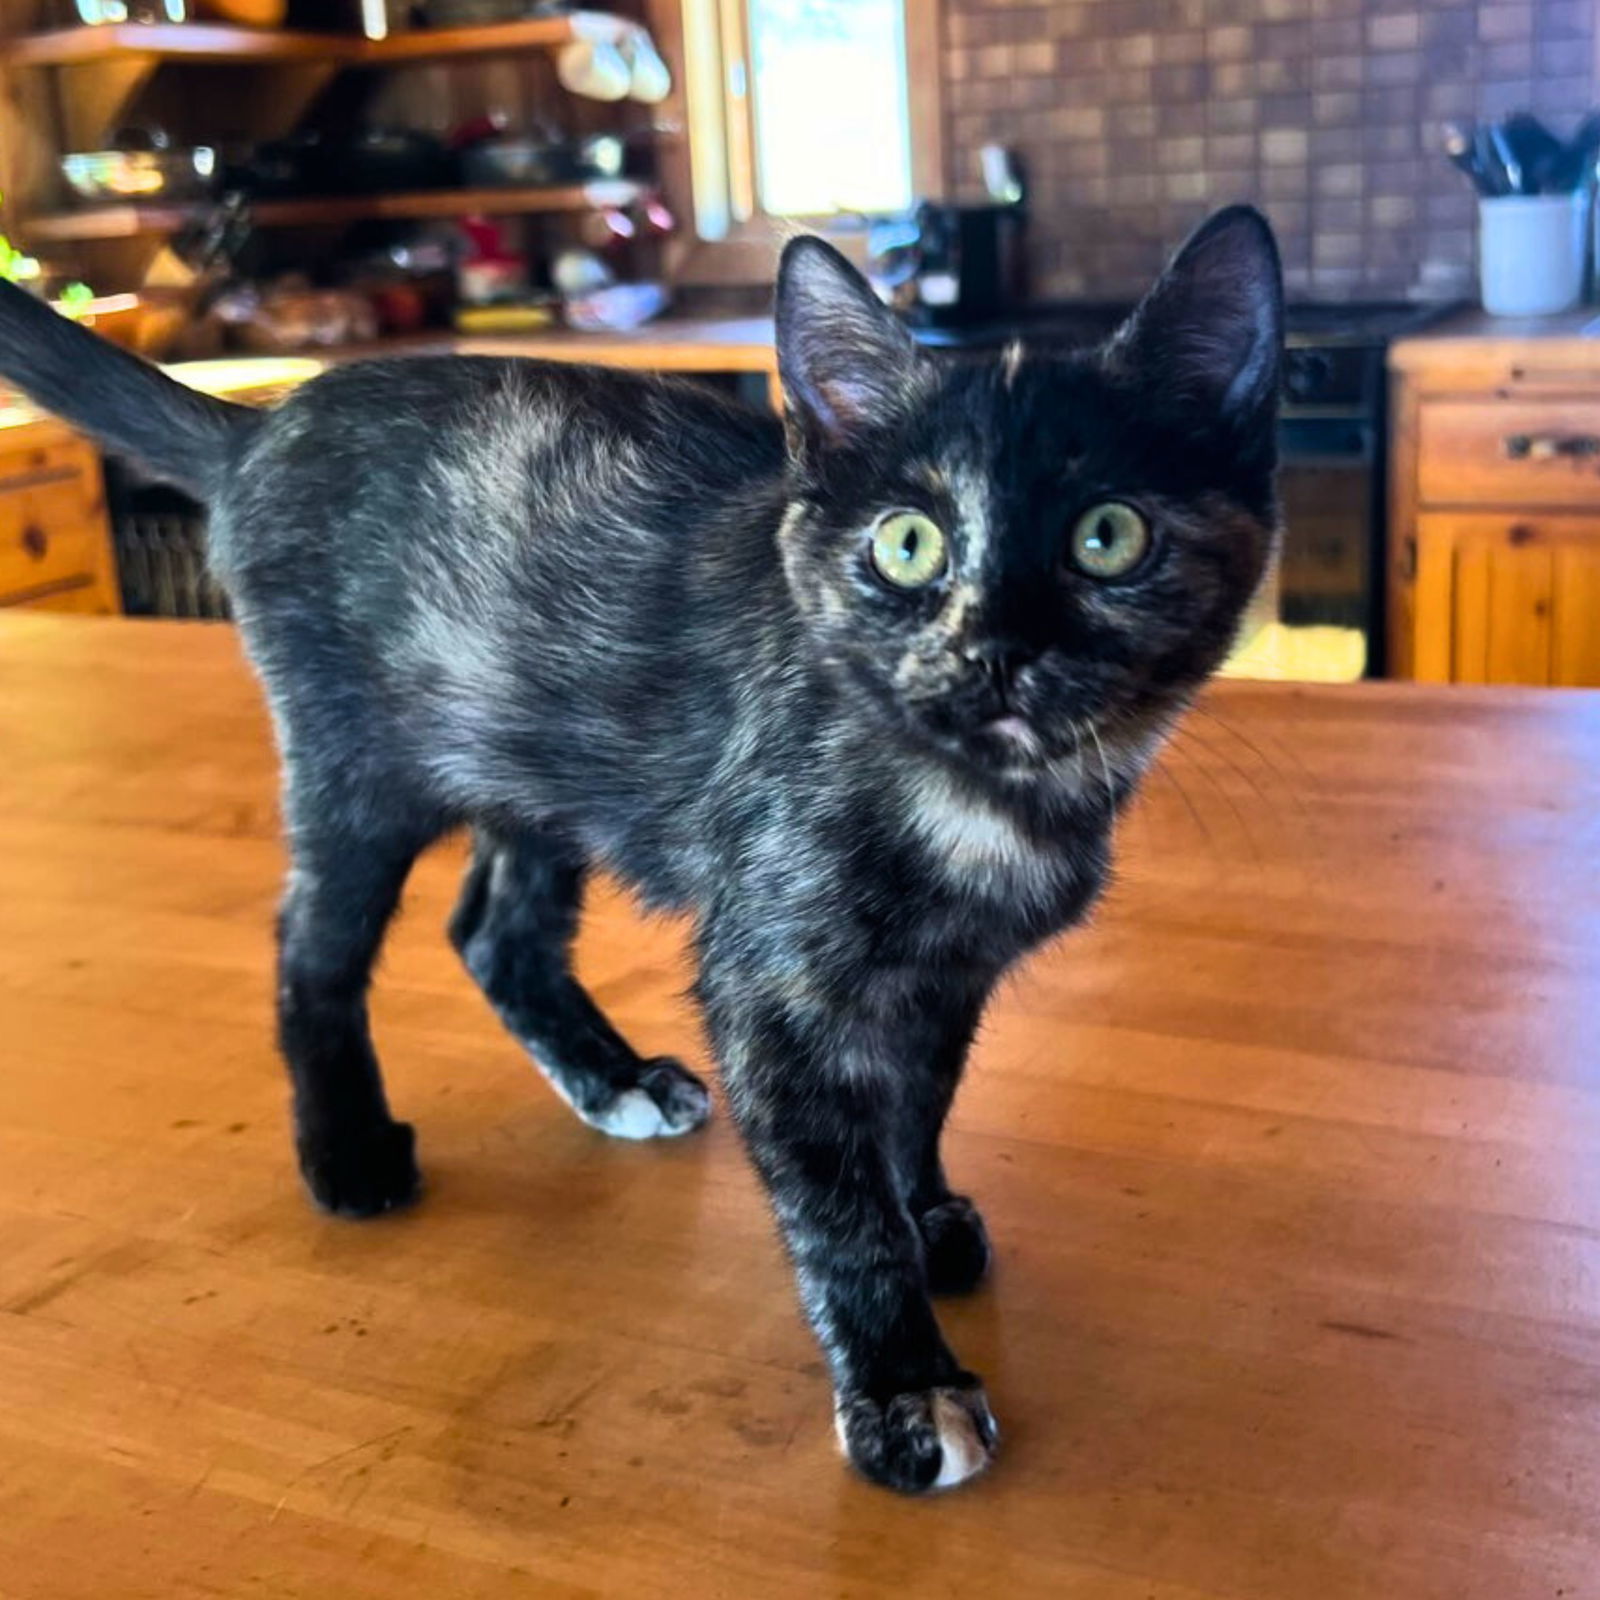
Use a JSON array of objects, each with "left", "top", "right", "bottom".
[
  {"left": 1390, "top": 303, "right": 1600, "bottom": 378},
  {"left": 0, "top": 316, "right": 785, "bottom": 429},
  {"left": 14, "top": 301, "right": 1600, "bottom": 430},
  {"left": 4, "top": 610, "right": 1600, "bottom": 1597},
  {"left": 181, "top": 315, "right": 784, "bottom": 405}
]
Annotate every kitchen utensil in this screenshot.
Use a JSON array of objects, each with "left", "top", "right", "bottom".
[
  {"left": 622, "top": 31, "right": 672, "bottom": 104},
  {"left": 367, "top": 282, "right": 428, "bottom": 335},
  {"left": 564, "top": 281, "right": 669, "bottom": 333},
  {"left": 1500, "top": 113, "right": 1564, "bottom": 192},
  {"left": 557, "top": 38, "right": 631, "bottom": 102},
  {"left": 1445, "top": 114, "right": 1600, "bottom": 197},
  {"left": 358, "top": 0, "right": 410, "bottom": 39},
  {"left": 572, "top": 133, "right": 625, "bottom": 180},
  {"left": 865, "top": 216, "right": 923, "bottom": 308},
  {"left": 979, "top": 144, "right": 1024, "bottom": 206},
  {"left": 76, "top": 1, "right": 187, "bottom": 19},
  {"left": 61, "top": 146, "right": 217, "bottom": 203},
  {"left": 165, "top": 192, "right": 257, "bottom": 321},
  {"left": 334, "top": 129, "right": 458, "bottom": 192},
  {"left": 640, "top": 194, "right": 676, "bottom": 235},
  {"left": 461, "top": 138, "right": 568, "bottom": 188},
  {"left": 1479, "top": 192, "right": 1588, "bottom": 315},
  {"left": 551, "top": 247, "right": 613, "bottom": 296},
  {"left": 1442, "top": 121, "right": 1493, "bottom": 195},
  {"left": 1473, "top": 122, "right": 1514, "bottom": 196},
  {"left": 214, "top": 279, "right": 378, "bottom": 353},
  {"left": 171, "top": 191, "right": 252, "bottom": 273},
  {"left": 576, "top": 207, "right": 635, "bottom": 250},
  {"left": 1543, "top": 111, "right": 1600, "bottom": 193},
  {"left": 453, "top": 301, "right": 558, "bottom": 334},
  {"left": 233, "top": 129, "right": 457, "bottom": 196},
  {"left": 1478, "top": 123, "right": 1516, "bottom": 195},
  {"left": 424, "top": 0, "right": 538, "bottom": 20},
  {"left": 457, "top": 217, "right": 528, "bottom": 306}
]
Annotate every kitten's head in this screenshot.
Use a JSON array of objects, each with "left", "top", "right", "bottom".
[{"left": 773, "top": 205, "right": 1283, "bottom": 791}]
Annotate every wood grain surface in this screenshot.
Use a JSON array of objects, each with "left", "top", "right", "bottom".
[{"left": 2, "top": 613, "right": 1599, "bottom": 1599}]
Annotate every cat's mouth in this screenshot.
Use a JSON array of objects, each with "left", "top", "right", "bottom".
[
  {"left": 966, "top": 711, "right": 1082, "bottom": 776},
  {"left": 978, "top": 714, "right": 1042, "bottom": 753},
  {"left": 967, "top": 707, "right": 1146, "bottom": 791}
]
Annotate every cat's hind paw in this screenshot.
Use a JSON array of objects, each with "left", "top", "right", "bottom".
[
  {"left": 835, "top": 1381, "right": 998, "bottom": 1494},
  {"left": 919, "top": 1194, "right": 991, "bottom": 1295}
]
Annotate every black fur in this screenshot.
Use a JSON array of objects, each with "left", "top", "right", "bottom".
[{"left": 0, "top": 205, "right": 1282, "bottom": 1494}]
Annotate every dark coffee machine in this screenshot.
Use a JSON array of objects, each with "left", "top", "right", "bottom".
[{"left": 867, "top": 201, "right": 1027, "bottom": 328}]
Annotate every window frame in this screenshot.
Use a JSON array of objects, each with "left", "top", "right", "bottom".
[{"left": 643, "top": 0, "right": 947, "bottom": 285}]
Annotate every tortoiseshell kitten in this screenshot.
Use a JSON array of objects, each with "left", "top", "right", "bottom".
[{"left": 0, "top": 205, "right": 1282, "bottom": 1493}]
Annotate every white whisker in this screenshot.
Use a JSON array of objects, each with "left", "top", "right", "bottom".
[{"left": 1087, "top": 722, "right": 1115, "bottom": 821}]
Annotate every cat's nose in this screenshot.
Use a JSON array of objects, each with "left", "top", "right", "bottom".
[{"left": 962, "top": 642, "right": 1032, "bottom": 699}]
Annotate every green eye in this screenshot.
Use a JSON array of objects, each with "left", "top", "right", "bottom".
[
  {"left": 1069, "top": 501, "right": 1151, "bottom": 580},
  {"left": 870, "top": 511, "right": 948, "bottom": 589}
]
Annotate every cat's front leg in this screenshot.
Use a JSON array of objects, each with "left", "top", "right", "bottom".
[{"left": 699, "top": 961, "right": 997, "bottom": 1493}]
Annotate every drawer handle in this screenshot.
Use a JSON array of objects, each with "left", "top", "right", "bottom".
[
  {"left": 20, "top": 523, "right": 47, "bottom": 560},
  {"left": 1504, "top": 432, "right": 1600, "bottom": 460}
]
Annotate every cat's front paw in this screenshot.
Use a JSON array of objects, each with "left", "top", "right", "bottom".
[
  {"left": 835, "top": 1381, "right": 998, "bottom": 1494},
  {"left": 297, "top": 1119, "right": 421, "bottom": 1218},
  {"left": 578, "top": 1057, "right": 711, "bottom": 1139},
  {"left": 918, "top": 1194, "right": 991, "bottom": 1294}
]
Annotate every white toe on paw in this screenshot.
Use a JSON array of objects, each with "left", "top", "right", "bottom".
[
  {"left": 584, "top": 1088, "right": 668, "bottom": 1140},
  {"left": 835, "top": 1385, "right": 997, "bottom": 1494},
  {"left": 930, "top": 1390, "right": 994, "bottom": 1489}
]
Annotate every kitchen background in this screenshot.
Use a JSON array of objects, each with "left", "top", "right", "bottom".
[
  {"left": 943, "top": 0, "right": 1599, "bottom": 301},
  {"left": 2, "top": 0, "right": 1599, "bottom": 691}
]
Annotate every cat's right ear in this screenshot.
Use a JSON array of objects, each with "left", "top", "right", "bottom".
[{"left": 775, "top": 236, "right": 929, "bottom": 455}]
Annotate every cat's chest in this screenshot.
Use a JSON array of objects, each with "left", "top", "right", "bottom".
[{"left": 899, "top": 767, "right": 1103, "bottom": 927}]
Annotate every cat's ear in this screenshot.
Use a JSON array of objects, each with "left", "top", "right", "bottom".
[
  {"left": 775, "top": 235, "right": 930, "bottom": 451},
  {"left": 1111, "top": 205, "right": 1283, "bottom": 438}
]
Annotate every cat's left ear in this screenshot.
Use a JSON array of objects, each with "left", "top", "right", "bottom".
[
  {"left": 1112, "top": 205, "right": 1284, "bottom": 444},
  {"left": 775, "top": 236, "right": 930, "bottom": 453}
]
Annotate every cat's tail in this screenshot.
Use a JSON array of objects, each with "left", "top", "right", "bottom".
[{"left": 0, "top": 279, "right": 258, "bottom": 499}]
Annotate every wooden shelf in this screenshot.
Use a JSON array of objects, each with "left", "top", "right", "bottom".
[
  {"left": 21, "top": 180, "right": 645, "bottom": 242},
  {"left": 363, "top": 13, "right": 634, "bottom": 64},
  {"left": 0, "top": 12, "right": 634, "bottom": 68},
  {"left": 2, "top": 22, "right": 345, "bottom": 65}
]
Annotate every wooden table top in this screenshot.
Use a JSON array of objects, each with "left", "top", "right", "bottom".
[{"left": 3, "top": 612, "right": 1600, "bottom": 1599}]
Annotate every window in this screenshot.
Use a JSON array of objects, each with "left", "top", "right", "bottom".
[
  {"left": 679, "top": 0, "right": 940, "bottom": 242},
  {"left": 746, "top": 0, "right": 913, "bottom": 216}
]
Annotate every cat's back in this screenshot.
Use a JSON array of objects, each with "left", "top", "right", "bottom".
[{"left": 214, "top": 354, "right": 783, "bottom": 586}]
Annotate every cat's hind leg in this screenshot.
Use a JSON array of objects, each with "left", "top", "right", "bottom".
[
  {"left": 279, "top": 821, "right": 427, "bottom": 1218},
  {"left": 450, "top": 829, "right": 711, "bottom": 1138}
]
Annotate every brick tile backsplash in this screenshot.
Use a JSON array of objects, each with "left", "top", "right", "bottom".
[{"left": 943, "top": 0, "right": 1599, "bottom": 299}]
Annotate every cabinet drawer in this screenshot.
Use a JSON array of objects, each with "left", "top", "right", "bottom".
[
  {"left": 0, "top": 436, "right": 96, "bottom": 490},
  {"left": 0, "top": 471, "right": 105, "bottom": 602},
  {"left": 1417, "top": 398, "right": 1600, "bottom": 508},
  {"left": 16, "top": 577, "right": 111, "bottom": 614}
]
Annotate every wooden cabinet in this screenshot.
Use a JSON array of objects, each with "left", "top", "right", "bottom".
[
  {"left": 1390, "top": 317, "right": 1600, "bottom": 684},
  {"left": 0, "top": 419, "right": 119, "bottom": 614},
  {"left": 1414, "top": 512, "right": 1600, "bottom": 685}
]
